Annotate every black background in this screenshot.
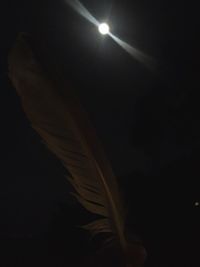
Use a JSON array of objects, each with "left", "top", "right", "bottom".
[{"left": 0, "top": 0, "right": 199, "bottom": 266}]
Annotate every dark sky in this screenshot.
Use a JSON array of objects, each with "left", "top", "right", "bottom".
[{"left": 0, "top": 0, "right": 199, "bottom": 266}]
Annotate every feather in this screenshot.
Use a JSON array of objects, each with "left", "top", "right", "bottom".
[{"left": 8, "top": 34, "right": 127, "bottom": 253}]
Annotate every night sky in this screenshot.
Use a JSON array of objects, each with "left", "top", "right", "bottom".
[{"left": 0, "top": 0, "right": 199, "bottom": 266}]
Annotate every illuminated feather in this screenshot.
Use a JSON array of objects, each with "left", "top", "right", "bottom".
[{"left": 8, "top": 33, "right": 127, "bottom": 253}]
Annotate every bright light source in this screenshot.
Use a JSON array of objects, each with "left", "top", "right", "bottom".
[{"left": 98, "top": 23, "right": 110, "bottom": 35}]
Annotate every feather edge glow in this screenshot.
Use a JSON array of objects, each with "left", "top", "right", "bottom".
[{"left": 99, "top": 23, "right": 110, "bottom": 35}]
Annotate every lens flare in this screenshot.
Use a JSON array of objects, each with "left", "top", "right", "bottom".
[{"left": 65, "top": 0, "right": 155, "bottom": 69}]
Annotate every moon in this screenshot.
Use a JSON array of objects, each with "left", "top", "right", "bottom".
[{"left": 98, "top": 23, "right": 110, "bottom": 35}]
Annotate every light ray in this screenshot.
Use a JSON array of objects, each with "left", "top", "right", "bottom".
[
  {"left": 65, "top": 0, "right": 99, "bottom": 26},
  {"left": 65, "top": 0, "right": 155, "bottom": 69},
  {"left": 109, "top": 33, "right": 155, "bottom": 69}
]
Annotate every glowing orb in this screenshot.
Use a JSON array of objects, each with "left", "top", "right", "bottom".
[{"left": 98, "top": 23, "right": 110, "bottom": 35}]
